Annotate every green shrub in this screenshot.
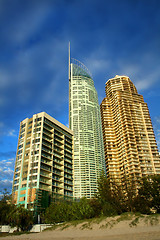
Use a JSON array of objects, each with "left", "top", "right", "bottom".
[
  {"left": 101, "top": 202, "right": 117, "bottom": 217},
  {"left": 7, "top": 205, "right": 33, "bottom": 231}
]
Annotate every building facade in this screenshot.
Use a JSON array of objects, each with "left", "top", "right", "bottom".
[
  {"left": 69, "top": 57, "right": 105, "bottom": 199},
  {"left": 12, "top": 112, "right": 74, "bottom": 211},
  {"left": 100, "top": 75, "right": 160, "bottom": 184}
]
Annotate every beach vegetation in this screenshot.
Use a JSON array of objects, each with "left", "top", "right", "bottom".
[
  {"left": 43, "top": 174, "right": 160, "bottom": 224},
  {"left": 0, "top": 174, "right": 159, "bottom": 230},
  {"left": 0, "top": 189, "right": 15, "bottom": 225},
  {"left": 44, "top": 197, "right": 94, "bottom": 224},
  {"left": 7, "top": 205, "right": 33, "bottom": 231}
]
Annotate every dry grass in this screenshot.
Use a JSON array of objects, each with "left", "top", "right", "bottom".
[{"left": 43, "top": 213, "right": 160, "bottom": 232}]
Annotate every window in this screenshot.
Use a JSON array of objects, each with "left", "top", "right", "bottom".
[
  {"left": 21, "top": 123, "right": 26, "bottom": 129},
  {"left": 18, "top": 144, "right": 23, "bottom": 149}
]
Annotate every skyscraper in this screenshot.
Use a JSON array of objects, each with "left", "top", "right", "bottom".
[
  {"left": 69, "top": 49, "right": 105, "bottom": 198},
  {"left": 12, "top": 112, "right": 74, "bottom": 211},
  {"left": 100, "top": 75, "right": 160, "bottom": 185}
]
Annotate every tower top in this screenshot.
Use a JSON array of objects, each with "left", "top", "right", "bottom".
[{"left": 69, "top": 42, "right": 71, "bottom": 80}]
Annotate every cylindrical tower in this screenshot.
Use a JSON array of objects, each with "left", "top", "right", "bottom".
[{"left": 69, "top": 58, "right": 105, "bottom": 199}]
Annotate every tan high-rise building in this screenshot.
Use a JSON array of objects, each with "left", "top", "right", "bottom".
[
  {"left": 100, "top": 75, "right": 160, "bottom": 184},
  {"left": 12, "top": 112, "right": 74, "bottom": 211}
]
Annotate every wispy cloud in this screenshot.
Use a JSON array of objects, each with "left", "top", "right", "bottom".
[
  {"left": 114, "top": 58, "right": 160, "bottom": 92},
  {"left": 0, "top": 179, "right": 13, "bottom": 193},
  {"left": 0, "top": 158, "right": 15, "bottom": 192},
  {"left": 7, "top": 130, "right": 16, "bottom": 137},
  {"left": 153, "top": 116, "right": 160, "bottom": 152},
  {"left": 1, "top": 1, "right": 53, "bottom": 45},
  {"left": 0, "top": 121, "right": 17, "bottom": 137}
]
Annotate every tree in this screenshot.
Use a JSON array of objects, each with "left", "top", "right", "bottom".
[
  {"left": 7, "top": 205, "right": 33, "bottom": 231},
  {"left": 43, "top": 174, "right": 160, "bottom": 224},
  {"left": 71, "top": 198, "right": 94, "bottom": 220},
  {"left": 134, "top": 175, "right": 160, "bottom": 213},
  {"left": 120, "top": 177, "right": 138, "bottom": 212},
  {"left": 0, "top": 189, "right": 15, "bottom": 225},
  {"left": 0, "top": 188, "right": 11, "bottom": 202},
  {"left": 44, "top": 200, "right": 72, "bottom": 223},
  {"left": 88, "top": 198, "right": 102, "bottom": 217},
  {"left": 44, "top": 198, "right": 94, "bottom": 223},
  {"left": 96, "top": 174, "right": 123, "bottom": 216}
]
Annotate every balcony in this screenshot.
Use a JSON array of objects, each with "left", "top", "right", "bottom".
[
  {"left": 65, "top": 137, "right": 72, "bottom": 144},
  {"left": 64, "top": 168, "right": 72, "bottom": 174},
  {"left": 43, "top": 130, "right": 52, "bottom": 138},
  {"left": 65, "top": 147, "right": 72, "bottom": 154},
  {"left": 54, "top": 141, "right": 63, "bottom": 149},
  {"left": 40, "top": 177, "right": 51, "bottom": 185},
  {"left": 44, "top": 119, "right": 54, "bottom": 129},
  {"left": 43, "top": 123, "right": 52, "bottom": 132},
  {"left": 64, "top": 163, "right": 72, "bottom": 169},
  {"left": 54, "top": 153, "right": 63, "bottom": 160},
  {"left": 42, "top": 140, "right": 52, "bottom": 149},
  {"left": 40, "top": 163, "right": 51, "bottom": 172},
  {"left": 42, "top": 147, "right": 52, "bottom": 154},
  {"left": 64, "top": 158, "right": 72, "bottom": 164},
  {"left": 53, "top": 170, "right": 61, "bottom": 176},
  {"left": 52, "top": 183, "right": 63, "bottom": 189},
  {"left": 64, "top": 174, "right": 73, "bottom": 180},
  {"left": 40, "top": 171, "right": 51, "bottom": 179},
  {"left": 39, "top": 184, "right": 50, "bottom": 191},
  {"left": 64, "top": 180, "right": 73, "bottom": 186},
  {"left": 64, "top": 185, "right": 73, "bottom": 191},
  {"left": 41, "top": 153, "right": 52, "bottom": 161},
  {"left": 65, "top": 142, "right": 72, "bottom": 148},
  {"left": 53, "top": 176, "right": 62, "bottom": 182},
  {"left": 54, "top": 136, "right": 63, "bottom": 143},
  {"left": 54, "top": 131, "right": 63, "bottom": 138},
  {"left": 41, "top": 159, "right": 52, "bottom": 167},
  {"left": 54, "top": 147, "right": 63, "bottom": 155},
  {"left": 43, "top": 136, "right": 52, "bottom": 143},
  {"left": 53, "top": 163, "right": 63, "bottom": 170},
  {"left": 64, "top": 152, "right": 72, "bottom": 159},
  {"left": 64, "top": 193, "right": 73, "bottom": 199}
]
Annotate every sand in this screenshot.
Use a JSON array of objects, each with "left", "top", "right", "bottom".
[{"left": 1, "top": 215, "right": 160, "bottom": 240}]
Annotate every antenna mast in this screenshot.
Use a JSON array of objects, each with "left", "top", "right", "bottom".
[{"left": 69, "top": 42, "right": 71, "bottom": 81}]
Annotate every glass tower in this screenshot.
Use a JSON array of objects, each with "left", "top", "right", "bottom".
[{"left": 69, "top": 51, "right": 105, "bottom": 199}]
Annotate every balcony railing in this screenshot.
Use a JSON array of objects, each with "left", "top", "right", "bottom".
[
  {"left": 41, "top": 153, "right": 52, "bottom": 160},
  {"left": 40, "top": 178, "right": 51, "bottom": 185},
  {"left": 42, "top": 141, "right": 52, "bottom": 149},
  {"left": 41, "top": 160, "right": 52, "bottom": 167}
]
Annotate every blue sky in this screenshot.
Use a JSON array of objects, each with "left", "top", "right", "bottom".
[{"left": 0, "top": 0, "right": 160, "bottom": 193}]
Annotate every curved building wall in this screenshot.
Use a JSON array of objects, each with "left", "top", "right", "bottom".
[{"left": 69, "top": 59, "right": 105, "bottom": 199}]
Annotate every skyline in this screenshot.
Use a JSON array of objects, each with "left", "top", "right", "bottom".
[{"left": 0, "top": 0, "right": 160, "bottom": 193}]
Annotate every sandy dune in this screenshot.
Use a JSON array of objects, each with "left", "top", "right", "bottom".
[{"left": 1, "top": 215, "right": 160, "bottom": 240}]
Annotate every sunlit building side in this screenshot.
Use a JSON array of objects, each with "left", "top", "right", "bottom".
[
  {"left": 12, "top": 112, "right": 74, "bottom": 211},
  {"left": 100, "top": 75, "right": 160, "bottom": 185},
  {"left": 69, "top": 54, "right": 105, "bottom": 198}
]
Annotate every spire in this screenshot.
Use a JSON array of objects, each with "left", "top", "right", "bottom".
[{"left": 69, "top": 41, "right": 71, "bottom": 81}]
